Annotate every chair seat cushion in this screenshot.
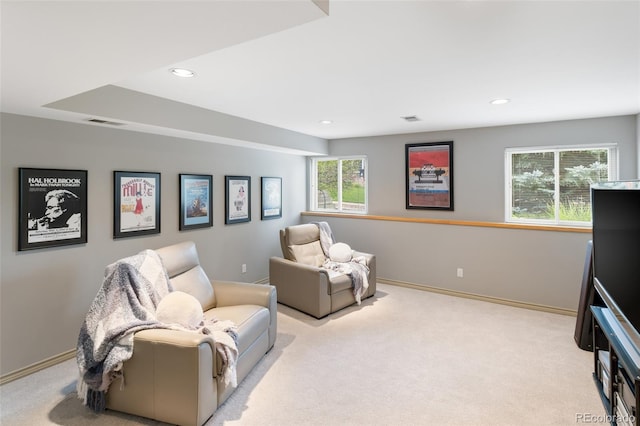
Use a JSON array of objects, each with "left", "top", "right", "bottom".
[
  {"left": 328, "top": 272, "right": 352, "bottom": 294},
  {"left": 204, "top": 305, "right": 269, "bottom": 355}
]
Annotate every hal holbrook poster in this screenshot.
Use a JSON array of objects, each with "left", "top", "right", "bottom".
[{"left": 19, "top": 168, "right": 88, "bottom": 251}]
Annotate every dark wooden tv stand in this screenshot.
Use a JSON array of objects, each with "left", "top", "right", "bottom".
[{"left": 592, "top": 306, "right": 639, "bottom": 426}]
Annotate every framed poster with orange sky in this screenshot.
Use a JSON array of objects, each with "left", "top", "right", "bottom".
[{"left": 405, "top": 141, "right": 454, "bottom": 210}]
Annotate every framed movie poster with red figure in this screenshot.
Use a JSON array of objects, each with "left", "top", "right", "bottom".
[
  {"left": 405, "top": 141, "right": 454, "bottom": 210},
  {"left": 114, "top": 171, "right": 161, "bottom": 238}
]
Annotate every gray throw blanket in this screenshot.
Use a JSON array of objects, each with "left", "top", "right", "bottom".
[
  {"left": 76, "top": 249, "right": 174, "bottom": 412},
  {"left": 313, "top": 221, "right": 336, "bottom": 256},
  {"left": 313, "top": 221, "right": 370, "bottom": 303},
  {"left": 322, "top": 257, "right": 370, "bottom": 304},
  {"left": 201, "top": 317, "right": 239, "bottom": 387}
]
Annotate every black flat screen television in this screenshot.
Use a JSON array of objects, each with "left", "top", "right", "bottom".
[{"left": 591, "top": 181, "right": 640, "bottom": 352}]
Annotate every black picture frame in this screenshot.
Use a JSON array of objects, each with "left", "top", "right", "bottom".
[
  {"left": 225, "top": 175, "right": 251, "bottom": 224},
  {"left": 179, "top": 174, "right": 213, "bottom": 230},
  {"left": 261, "top": 176, "right": 282, "bottom": 220},
  {"left": 406, "top": 141, "right": 454, "bottom": 210},
  {"left": 18, "top": 167, "right": 88, "bottom": 251},
  {"left": 114, "top": 171, "right": 161, "bottom": 238}
]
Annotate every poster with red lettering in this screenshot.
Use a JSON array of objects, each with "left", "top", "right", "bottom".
[
  {"left": 114, "top": 171, "right": 161, "bottom": 238},
  {"left": 405, "top": 141, "right": 454, "bottom": 210},
  {"left": 19, "top": 168, "right": 88, "bottom": 250}
]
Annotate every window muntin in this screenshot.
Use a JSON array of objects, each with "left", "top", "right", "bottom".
[
  {"left": 506, "top": 145, "right": 617, "bottom": 226},
  {"left": 311, "top": 156, "right": 367, "bottom": 213}
]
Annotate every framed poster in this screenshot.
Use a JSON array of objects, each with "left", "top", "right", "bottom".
[
  {"left": 225, "top": 175, "right": 251, "bottom": 224},
  {"left": 261, "top": 177, "right": 282, "bottom": 220},
  {"left": 18, "top": 168, "right": 88, "bottom": 251},
  {"left": 114, "top": 171, "right": 161, "bottom": 238},
  {"left": 179, "top": 174, "right": 213, "bottom": 230},
  {"left": 406, "top": 141, "right": 454, "bottom": 210}
]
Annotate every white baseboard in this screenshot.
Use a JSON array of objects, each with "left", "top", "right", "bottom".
[
  {"left": 378, "top": 278, "right": 577, "bottom": 317},
  {"left": 0, "top": 349, "right": 75, "bottom": 386}
]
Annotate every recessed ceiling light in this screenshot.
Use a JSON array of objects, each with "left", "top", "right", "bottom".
[
  {"left": 490, "top": 98, "right": 510, "bottom": 105},
  {"left": 319, "top": 120, "right": 333, "bottom": 125},
  {"left": 169, "top": 68, "right": 196, "bottom": 78}
]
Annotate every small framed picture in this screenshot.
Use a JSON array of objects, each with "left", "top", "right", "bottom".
[
  {"left": 18, "top": 168, "right": 88, "bottom": 251},
  {"left": 225, "top": 175, "right": 251, "bottom": 224},
  {"left": 114, "top": 171, "right": 161, "bottom": 238},
  {"left": 406, "top": 141, "right": 454, "bottom": 210},
  {"left": 261, "top": 177, "right": 282, "bottom": 220},
  {"left": 179, "top": 174, "right": 213, "bottom": 230}
]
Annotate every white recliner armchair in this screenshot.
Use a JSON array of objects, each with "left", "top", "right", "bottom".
[
  {"left": 103, "top": 241, "right": 277, "bottom": 425},
  {"left": 269, "top": 223, "right": 376, "bottom": 318}
]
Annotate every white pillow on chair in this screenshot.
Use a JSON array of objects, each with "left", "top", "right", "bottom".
[
  {"left": 329, "top": 242, "right": 353, "bottom": 263},
  {"left": 156, "top": 291, "right": 204, "bottom": 330}
]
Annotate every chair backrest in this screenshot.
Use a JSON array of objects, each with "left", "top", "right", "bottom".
[
  {"left": 155, "top": 241, "right": 216, "bottom": 310},
  {"left": 280, "top": 224, "right": 326, "bottom": 267}
]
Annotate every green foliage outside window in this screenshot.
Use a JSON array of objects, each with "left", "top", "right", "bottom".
[
  {"left": 510, "top": 149, "right": 610, "bottom": 223},
  {"left": 315, "top": 158, "right": 366, "bottom": 212},
  {"left": 317, "top": 160, "right": 338, "bottom": 206}
]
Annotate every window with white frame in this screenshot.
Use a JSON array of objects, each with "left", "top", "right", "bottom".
[
  {"left": 310, "top": 156, "right": 367, "bottom": 213},
  {"left": 505, "top": 145, "right": 618, "bottom": 226}
]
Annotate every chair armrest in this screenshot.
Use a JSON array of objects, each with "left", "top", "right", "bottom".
[
  {"left": 107, "top": 328, "right": 218, "bottom": 426},
  {"left": 212, "top": 280, "right": 276, "bottom": 309},
  {"left": 269, "top": 256, "right": 327, "bottom": 277},
  {"left": 352, "top": 251, "right": 376, "bottom": 297},
  {"left": 134, "top": 328, "right": 215, "bottom": 349},
  {"left": 134, "top": 328, "right": 218, "bottom": 377},
  {"left": 269, "top": 256, "right": 332, "bottom": 318},
  {"left": 269, "top": 256, "right": 330, "bottom": 291},
  {"left": 211, "top": 281, "right": 277, "bottom": 349},
  {"left": 353, "top": 251, "right": 374, "bottom": 265}
]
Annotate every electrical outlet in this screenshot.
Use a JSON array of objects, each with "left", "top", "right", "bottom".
[
  {"left": 242, "top": 264, "right": 247, "bottom": 274},
  {"left": 457, "top": 268, "right": 464, "bottom": 278}
]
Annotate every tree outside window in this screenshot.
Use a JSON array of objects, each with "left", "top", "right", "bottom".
[
  {"left": 312, "top": 157, "right": 367, "bottom": 213},
  {"left": 507, "top": 146, "right": 616, "bottom": 225}
]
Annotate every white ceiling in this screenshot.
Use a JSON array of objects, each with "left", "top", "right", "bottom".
[{"left": 2, "top": 1, "right": 639, "bottom": 148}]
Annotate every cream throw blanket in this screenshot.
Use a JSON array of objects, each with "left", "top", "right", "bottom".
[
  {"left": 155, "top": 290, "right": 239, "bottom": 387},
  {"left": 322, "top": 257, "right": 370, "bottom": 304},
  {"left": 313, "top": 221, "right": 370, "bottom": 303}
]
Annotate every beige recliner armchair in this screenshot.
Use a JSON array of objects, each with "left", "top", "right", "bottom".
[
  {"left": 105, "top": 241, "right": 277, "bottom": 426},
  {"left": 269, "top": 223, "right": 376, "bottom": 318}
]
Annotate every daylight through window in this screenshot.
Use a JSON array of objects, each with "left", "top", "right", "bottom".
[
  {"left": 311, "top": 157, "right": 367, "bottom": 213},
  {"left": 505, "top": 145, "right": 617, "bottom": 226}
]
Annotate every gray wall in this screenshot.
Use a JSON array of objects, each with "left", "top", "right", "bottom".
[
  {"left": 1, "top": 113, "right": 637, "bottom": 377},
  {"left": 0, "top": 113, "right": 308, "bottom": 376},
  {"left": 304, "top": 115, "right": 638, "bottom": 311},
  {"left": 329, "top": 115, "right": 638, "bottom": 221}
]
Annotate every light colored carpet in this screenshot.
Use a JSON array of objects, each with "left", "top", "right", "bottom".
[{"left": 0, "top": 283, "right": 605, "bottom": 425}]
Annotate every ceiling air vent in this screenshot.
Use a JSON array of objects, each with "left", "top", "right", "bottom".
[
  {"left": 86, "top": 118, "right": 125, "bottom": 126},
  {"left": 401, "top": 115, "right": 421, "bottom": 122}
]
